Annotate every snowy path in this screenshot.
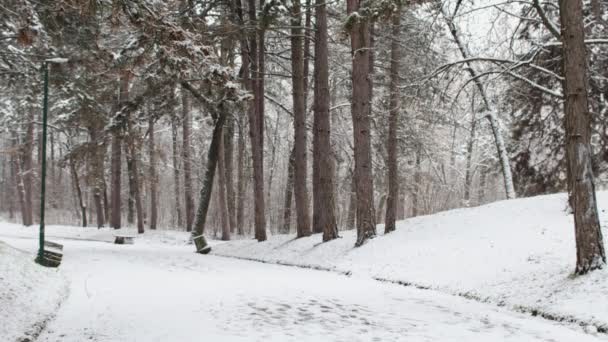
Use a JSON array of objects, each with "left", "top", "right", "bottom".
[{"left": 2, "top": 236, "right": 605, "bottom": 342}]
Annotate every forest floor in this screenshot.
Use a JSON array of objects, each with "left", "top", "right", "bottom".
[
  {"left": 0, "top": 191, "right": 607, "bottom": 341},
  {"left": 0, "top": 232, "right": 606, "bottom": 342}
]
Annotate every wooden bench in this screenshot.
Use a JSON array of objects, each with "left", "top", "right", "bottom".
[
  {"left": 193, "top": 235, "right": 211, "bottom": 254},
  {"left": 114, "top": 234, "right": 136, "bottom": 245},
  {"left": 36, "top": 241, "right": 63, "bottom": 268}
]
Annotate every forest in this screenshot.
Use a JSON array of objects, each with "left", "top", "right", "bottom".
[{"left": 0, "top": 0, "right": 606, "bottom": 274}]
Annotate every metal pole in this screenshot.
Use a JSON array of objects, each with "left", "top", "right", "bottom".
[{"left": 37, "top": 62, "right": 49, "bottom": 263}]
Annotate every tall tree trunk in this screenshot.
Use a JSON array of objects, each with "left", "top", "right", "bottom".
[
  {"left": 89, "top": 127, "right": 105, "bottom": 228},
  {"left": 125, "top": 120, "right": 144, "bottom": 234},
  {"left": 192, "top": 111, "right": 228, "bottom": 237},
  {"left": 384, "top": 3, "right": 401, "bottom": 234},
  {"left": 148, "top": 116, "right": 158, "bottom": 230},
  {"left": 126, "top": 147, "right": 135, "bottom": 225},
  {"left": 558, "top": 0, "right": 606, "bottom": 274},
  {"left": 347, "top": 0, "right": 376, "bottom": 246},
  {"left": 247, "top": 0, "right": 267, "bottom": 241},
  {"left": 22, "top": 117, "right": 34, "bottom": 226},
  {"left": 12, "top": 131, "right": 28, "bottom": 225},
  {"left": 346, "top": 168, "right": 356, "bottom": 229},
  {"left": 440, "top": 7, "right": 516, "bottom": 200},
  {"left": 291, "top": 0, "right": 312, "bottom": 238},
  {"left": 110, "top": 73, "right": 129, "bottom": 229},
  {"left": 282, "top": 146, "right": 296, "bottom": 234},
  {"left": 182, "top": 92, "right": 195, "bottom": 232},
  {"left": 314, "top": 0, "right": 339, "bottom": 241},
  {"left": 236, "top": 113, "right": 246, "bottom": 236},
  {"left": 478, "top": 163, "right": 487, "bottom": 204},
  {"left": 172, "top": 115, "right": 184, "bottom": 228},
  {"left": 69, "top": 157, "right": 87, "bottom": 227},
  {"left": 224, "top": 109, "right": 237, "bottom": 234},
  {"left": 218, "top": 129, "right": 231, "bottom": 241}
]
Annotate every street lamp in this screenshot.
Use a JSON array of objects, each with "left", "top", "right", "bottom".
[{"left": 36, "top": 57, "right": 68, "bottom": 267}]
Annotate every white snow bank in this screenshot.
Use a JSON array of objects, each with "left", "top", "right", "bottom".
[
  {"left": 213, "top": 191, "right": 608, "bottom": 329},
  {"left": 0, "top": 241, "right": 67, "bottom": 341}
]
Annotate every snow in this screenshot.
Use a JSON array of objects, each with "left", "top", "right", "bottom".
[
  {"left": 1, "top": 235, "right": 605, "bottom": 341},
  {"left": 0, "top": 241, "right": 67, "bottom": 341},
  {"left": 1, "top": 191, "right": 607, "bottom": 340},
  {"left": 213, "top": 191, "right": 608, "bottom": 330}
]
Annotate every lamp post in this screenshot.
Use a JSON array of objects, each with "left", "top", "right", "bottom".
[{"left": 36, "top": 57, "right": 68, "bottom": 266}]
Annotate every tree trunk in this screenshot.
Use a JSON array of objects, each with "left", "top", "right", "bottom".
[
  {"left": 347, "top": 0, "right": 376, "bottom": 246},
  {"left": 291, "top": 0, "right": 312, "bottom": 238},
  {"left": 148, "top": 116, "right": 158, "bottom": 230},
  {"left": 11, "top": 131, "right": 28, "bottom": 226},
  {"left": 69, "top": 157, "right": 87, "bottom": 227},
  {"left": 126, "top": 146, "right": 135, "bottom": 225},
  {"left": 282, "top": 145, "right": 296, "bottom": 234},
  {"left": 172, "top": 114, "right": 184, "bottom": 227},
  {"left": 463, "top": 110, "right": 478, "bottom": 204},
  {"left": 125, "top": 129, "right": 144, "bottom": 234},
  {"left": 558, "top": 0, "right": 606, "bottom": 274},
  {"left": 224, "top": 107, "right": 237, "bottom": 234},
  {"left": 192, "top": 111, "right": 228, "bottom": 237},
  {"left": 236, "top": 113, "right": 246, "bottom": 236},
  {"left": 441, "top": 8, "right": 516, "bottom": 200},
  {"left": 218, "top": 129, "right": 231, "bottom": 241},
  {"left": 314, "top": 0, "right": 339, "bottom": 242},
  {"left": 110, "top": 73, "right": 129, "bottom": 229},
  {"left": 346, "top": 168, "right": 356, "bottom": 229},
  {"left": 89, "top": 127, "right": 105, "bottom": 228},
  {"left": 412, "top": 145, "right": 422, "bottom": 217},
  {"left": 384, "top": 3, "right": 401, "bottom": 234},
  {"left": 22, "top": 118, "right": 34, "bottom": 226},
  {"left": 247, "top": 0, "right": 267, "bottom": 242},
  {"left": 182, "top": 92, "right": 195, "bottom": 232}
]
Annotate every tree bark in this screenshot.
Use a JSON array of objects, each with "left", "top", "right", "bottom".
[
  {"left": 69, "top": 157, "right": 87, "bottom": 227},
  {"left": 282, "top": 145, "right": 296, "bottom": 234},
  {"left": 315, "top": 0, "right": 339, "bottom": 242},
  {"left": 291, "top": 0, "right": 312, "bottom": 238},
  {"left": 236, "top": 113, "right": 247, "bottom": 236},
  {"left": 218, "top": 129, "right": 231, "bottom": 241},
  {"left": 192, "top": 110, "right": 228, "bottom": 237},
  {"left": 247, "top": 0, "right": 267, "bottom": 241},
  {"left": 384, "top": 3, "right": 401, "bottom": 234},
  {"left": 347, "top": 0, "right": 376, "bottom": 246},
  {"left": 171, "top": 114, "right": 184, "bottom": 227},
  {"left": 21, "top": 117, "right": 34, "bottom": 226},
  {"left": 558, "top": 0, "right": 606, "bottom": 274},
  {"left": 110, "top": 73, "right": 129, "bottom": 229},
  {"left": 463, "top": 110, "right": 478, "bottom": 204},
  {"left": 224, "top": 110, "right": 237, "bottom": 234},
  {"left": 148, "top": 115, "right": 158, "bottom": 230},
  {"left": 11, "top": 131, "right": 28, "bottom": 226},
  {"left": 182, "top": 92, "right": 195, "bottom": 232}
]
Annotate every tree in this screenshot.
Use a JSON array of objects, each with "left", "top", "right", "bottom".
[
  {"left": 314, "top": 0, "right": 339, "bottom": 242},
  {"left": 291, "top": 0, "right": 312, "bottom": 238},
  {"left": 346, "top": 0, "right": 376, "bottom": 246},
  {"left": 558, "top": 0, "right": 606, "bottom": 274},
  {"left": 384, "top": 2, "right": 401, "bottom": 234}
]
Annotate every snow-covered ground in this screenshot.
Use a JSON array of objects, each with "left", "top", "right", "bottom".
[
  {"left": 0, "top": 240, "right": 67, "bottom": 341},
  {"left": 212, "top": 191, "right": 608, "bottom": 331},
  {"left": 1, "top": 234, "right": 606, "bottom": 341}
]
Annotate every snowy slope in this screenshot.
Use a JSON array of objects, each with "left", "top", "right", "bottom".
[
  {"left": 0, "top": 241, "right": 67, "bottom": 341},
  {"left": 213, "top": 191, "right": 608, "bottom": 330}
]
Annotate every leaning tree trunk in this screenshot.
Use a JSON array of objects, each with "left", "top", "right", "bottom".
[
  {"left": 69, "top": 157, "right": 87, "bottom": 227},
  {"left": 148, "top": 116, "right": 158, "bottom": 230},
  {"left": 558, "top": 0, "right": 606, "bottom": 274},
  {"left": 384, "top": 3, "right": 401, "bottom": 234},
  {"left": 182, "top": 92, "right": 195, "bottom": 232},
  {"left": 223, "top": 108, "right": 237, "bottom": 234},
  {"left": 291, "top": 0, "right": 312, "bottom": 238},
  {"left": 463, "top": 109, "right": 478, "bottom": 204},
  {"left": 440, "top": 7, "right": 516, "bottom": 200},
  {"left": 191, "top": 110, "right": 228, "bottom": 238},
  {"left": 347, "top": 0, "right": 376, "bottom": 246},
  {"left": 315, "top": 0, "right": 339, "bottom": 242}
]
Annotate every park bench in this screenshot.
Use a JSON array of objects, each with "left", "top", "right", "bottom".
[
  {"left": 114, "top": 234, "right": 136, "bottom": 245},
  {"left": 36, "top": 240, "right": 63, "bottom": 267},
  {"left": 193, "top": 235, "right": 211, "bottom": 254}
]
